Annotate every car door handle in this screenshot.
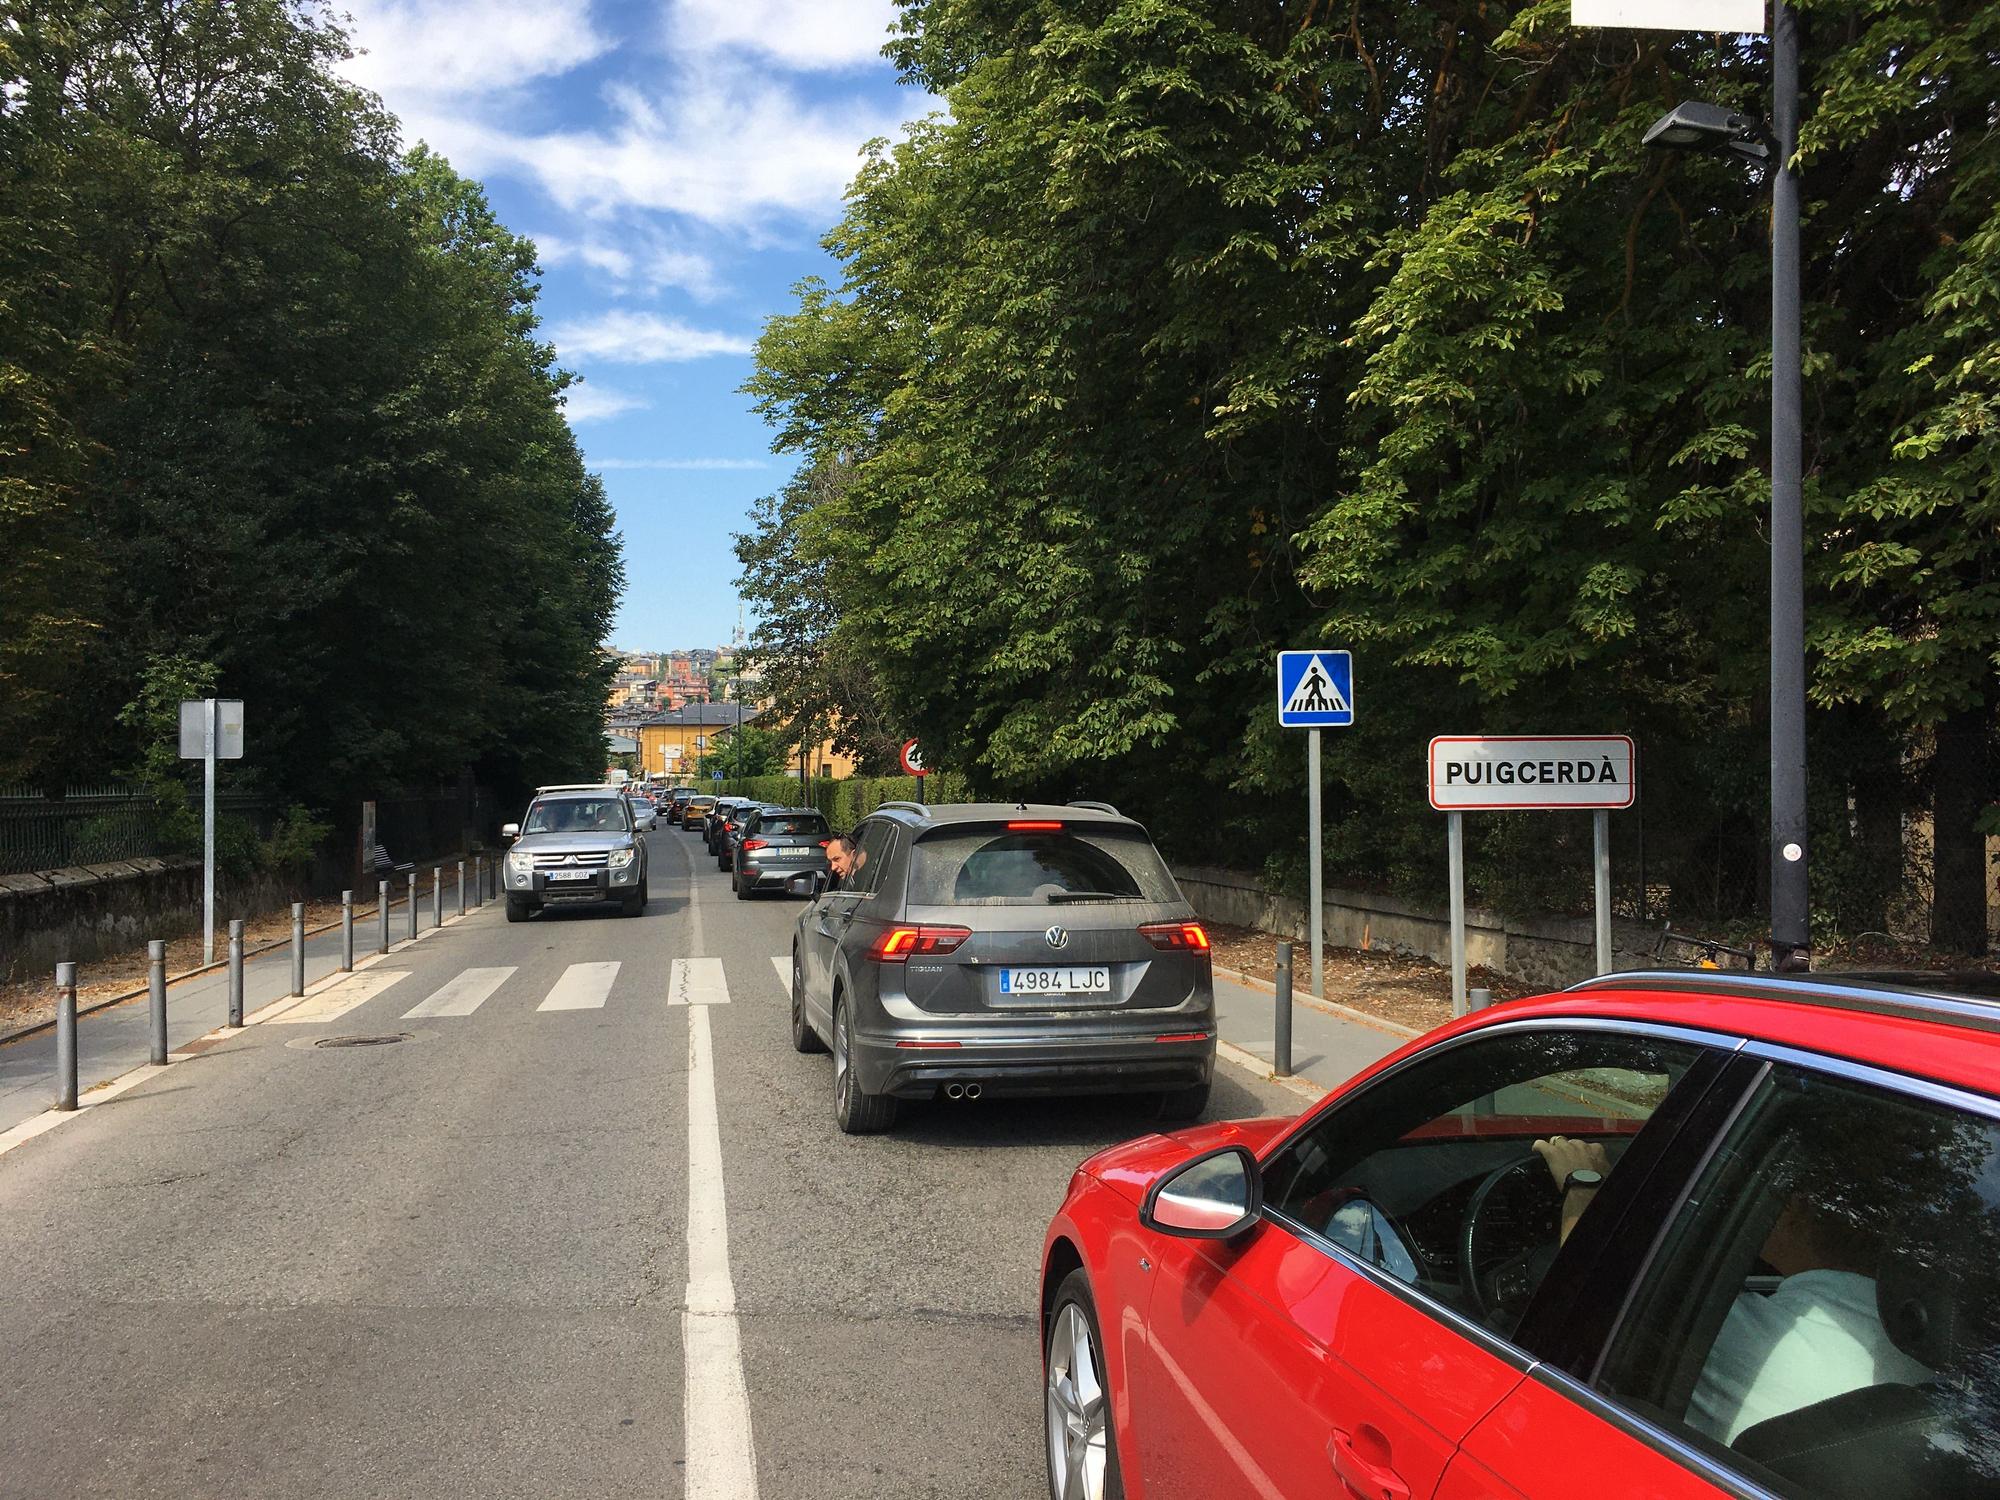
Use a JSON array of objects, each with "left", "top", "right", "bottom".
[{"left": 1328, "top": 1428, "right": 1411, "bottom": 1500}]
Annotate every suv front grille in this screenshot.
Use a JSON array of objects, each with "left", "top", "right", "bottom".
[{"left": 532, "top": 851, "right": 611, "bottom": 869}]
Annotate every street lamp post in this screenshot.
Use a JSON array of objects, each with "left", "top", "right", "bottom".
[{"left": 1645, "top": 3, "right": 1809, "bottom": 970}]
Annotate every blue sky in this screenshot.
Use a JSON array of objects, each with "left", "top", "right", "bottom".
[{"left": 334, "top": 0, "right": 931, "bottom": 652}]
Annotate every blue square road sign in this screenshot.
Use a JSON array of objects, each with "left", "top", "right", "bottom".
[{"left": 1276, "top": 650, "right": 1354, "bottom": 728}]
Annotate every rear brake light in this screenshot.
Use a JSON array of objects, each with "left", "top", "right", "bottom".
[
  {"left": 742, "top": 838, "right": 767, "bottom": 851},
  {"left": 818, "top": 839, "right": 831, "bottom": 848},
  {"left": 871, "top": 925, "right": 973, "bottom": 961},
  {"left": 1006, "top": 820, "right": 1064, "bottom": 831},
  {"left": 1140, "top": 921, "right": 1210, "bottom": 952}
]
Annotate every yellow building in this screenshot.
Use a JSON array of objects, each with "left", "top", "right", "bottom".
[
  {"left": 634, "top": 704, "right": 759, "bottom": 781},
  {"left": 630, "top": 704, "right": 859, "bottom": 783}
]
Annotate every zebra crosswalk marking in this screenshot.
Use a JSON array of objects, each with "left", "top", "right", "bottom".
[
  {"left": 270, "top": 969, "right": 409, "bottom": 1024},
  {"left": 669, "top": 956, "right": 730, "bottom": 1006},
  {"left": 403, "top": 967, "right": 516, "bottom": 1018},
  {"left": 536, "top": 961, "right": 621, "bottom": 1011}
]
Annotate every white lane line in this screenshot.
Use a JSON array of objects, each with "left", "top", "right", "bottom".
[
  {"left": 669, "top": 957, "right": 730, "bottom": 1006},
  {"left": 268, "top": 969, "right": 410, "bottom": 1024},
  {"left": 536, "top": 961, "right": 620, "bottom": 1011},
  {"left": 684, "top": 1001, "right": 759, "bottom": 1498},
  {"left": 768, "top": 956, "right": 789, "bottom": 993},
  {"left": 403, "top": 966, "right": 516, "bottom": 1018}
]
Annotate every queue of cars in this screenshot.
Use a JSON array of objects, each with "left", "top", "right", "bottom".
[{"left": 507, "top": 780, "right": 2000, "bottom": 1500}]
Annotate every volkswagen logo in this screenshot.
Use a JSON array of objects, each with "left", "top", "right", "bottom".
[{"left": 1044, "top": 925, "right": 1069, "bottom": 950}]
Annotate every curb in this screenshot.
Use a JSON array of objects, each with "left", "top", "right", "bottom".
[
  {"left": 1213, "top": 963, "right": 1424, "bottom": 1041},
  {"left": 1214, "top": 1039, "right": 1323, "bottom": 1106}
]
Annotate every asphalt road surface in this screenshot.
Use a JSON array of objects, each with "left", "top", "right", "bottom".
[{"left": 0, "top": 824, "right": 1299, "bottom": 1499}]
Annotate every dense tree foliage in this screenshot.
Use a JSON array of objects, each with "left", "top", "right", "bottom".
[
  {"left": 742, "top": 0, "right": 1999, "bottom": 951},
  {"left": 0, "top": 0, "right": 621, "bottom": 816}
]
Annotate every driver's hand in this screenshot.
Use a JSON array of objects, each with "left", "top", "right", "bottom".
[{"left": 1532, "top": 1135, "right": 1610, "bottom": 1193}]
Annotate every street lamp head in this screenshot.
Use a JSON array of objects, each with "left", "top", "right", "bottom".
[{"left": 1643, "top": 100, "right": 1772, "bottom": 163}]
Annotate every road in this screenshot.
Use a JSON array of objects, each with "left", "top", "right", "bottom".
[{"left": 0, "top": 824, "right": 1300, "bottom": 1499}]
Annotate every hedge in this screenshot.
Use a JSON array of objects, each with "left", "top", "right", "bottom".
[{"left": 712, "top": 772, "right": 971, "bottom": 831}]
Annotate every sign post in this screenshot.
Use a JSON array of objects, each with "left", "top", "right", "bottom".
[
  {"left": 900, "top": 740, "right": 928, "bottom": 806},
  {"left": 1428, "top": 735, "right": 1636, "bottom": 1014},
  {"left": 1276, "top": 651, "right": 1355, "bottom": 998},
  {"left": 179, "top": 698, "right": 244, "bottom": 964}
]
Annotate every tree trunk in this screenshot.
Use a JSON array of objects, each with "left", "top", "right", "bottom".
[{"left": 1930, "top": 702, "right": 1993, "bottom": 956}]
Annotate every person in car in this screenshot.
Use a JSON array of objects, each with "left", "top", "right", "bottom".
[
  {"left": 826, "top": 834, "right": 860, "bottom": 891},
  {"left": 1534, "top": 1134, "right": 1931, "bottom": 1446}
]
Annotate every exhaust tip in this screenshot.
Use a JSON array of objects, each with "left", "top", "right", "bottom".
[
  {"left": 964, "top": 1082, "right": 983, "bottom": 1100},
  {"left": 944, "top": 1083, "right": 964, "bottom": 1100}
]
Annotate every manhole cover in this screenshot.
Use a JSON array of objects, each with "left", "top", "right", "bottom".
[{"left": 313, "top": 1033, "right": 411, "bottom": 1048}]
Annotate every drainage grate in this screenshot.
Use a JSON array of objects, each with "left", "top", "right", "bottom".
[{"left": 313, "top": 1033, "right": 411, "bottom": 1049}]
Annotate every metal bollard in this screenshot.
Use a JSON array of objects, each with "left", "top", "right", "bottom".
[
  {"left": 457, "top": 860, "right": 467, "bottom": 917},
  {"left": 227, "top": 920, "right": 245, "bottom": 1026},
  {"left": 148, "top": 939, "right": 168, "bottom": 1067},
  {"left": 488, "top": 857, "right": 498, "bottom": 902},
  {"left": 290, "top": 903, "right": 306, "bottom": 997},
  {"left": 55, "top": 963, "right": 78, "bottom": 1111},
  {"left": 1273, "top": 942, "right": 1294, "bottom": 1078},
  {"left": 1469, "top": 986, "right": 1493, "bottom": 1012},
  {"left": 340, "top": 890, "right": 354, "bottom": 971},
  {"left": 432, "top": 866, "right": 443, "bottom": 928},
  {"left": 406, "top": 870, "right": 419, "bottom": 941},
  {"left": 378, "top": 879, "right": 390, "bottom": 954}
]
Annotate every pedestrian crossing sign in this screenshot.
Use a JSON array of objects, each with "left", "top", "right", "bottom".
[{"left": 1276, "top": 650, "right": 1354, "bottom": 728}]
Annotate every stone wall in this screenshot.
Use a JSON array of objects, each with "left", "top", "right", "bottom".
[
  {"left": 0, "top": 858, "right": 296, "bottom": 982},
  {"left": 1170, "top": 863, "right": 1661, "bottom": 992}
]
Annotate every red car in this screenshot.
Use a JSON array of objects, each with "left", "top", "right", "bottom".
[{"left": 1040, "top": 971, "right": 2000, "bottom": 1500}]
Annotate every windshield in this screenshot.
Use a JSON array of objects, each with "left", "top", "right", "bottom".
[
  {"left": 523, "top": 797, "right": 630, "bottom": 835},
  {"left": 757, "top": 814, "right": 828, "bottom": 838},
  {"left": 909, "top": 826, "right": 1181, "bottom": 906}
]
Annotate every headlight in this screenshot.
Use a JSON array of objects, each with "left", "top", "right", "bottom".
[
  {"left": 608, "top": 847, "right": 636, "bottom": 870},
  {"left": 506, "top": 850, "right": 532, "bottom": 873}
]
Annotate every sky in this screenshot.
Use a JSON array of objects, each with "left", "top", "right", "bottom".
[{"left": 332, "top": 0, "right": 932, "bottom": 652}]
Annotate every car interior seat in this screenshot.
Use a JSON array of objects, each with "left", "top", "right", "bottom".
[{"left": 1732, "top": 1235, "right": 2000, "bottom": 1498}]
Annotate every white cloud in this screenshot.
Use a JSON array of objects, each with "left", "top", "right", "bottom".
[
  {"left": 549, "top": 309, "right": 755, "bottom": 363},
  {"left": 594, "top": 457, "right": 769, "bottom": 470},
  {"left": 534, "top": 230, "right": 723, "bottom": 299},
  {"left": 478, "top": 69, "right": 918, "bottom": 229},
  {"left": 561, "top": 383, "right": 650, "bottom": 424},
  {"left": 665, "top": 0, "right": 898, "bottom": 72},
  {"left": 337, "top": 0, "right": 610, "bottom": 98}
]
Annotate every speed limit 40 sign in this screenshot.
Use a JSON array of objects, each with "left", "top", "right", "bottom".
[{"left": 900, "top": 739, "right": 928, "bottom": 777}]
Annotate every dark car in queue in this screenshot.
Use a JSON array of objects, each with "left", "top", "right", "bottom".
[
  {"left": 499, "top": 787, "right": 648, "bottom": 920},
  {"left": 705, "top": 797, "right": 749, "bottom": 858},
  {"left": 681, "top": 794, "right": 718, "bottom": 833},
  {"left": 1038, "top": 970, "right": 2000, "bottom": 1500},
  {"left": 664, "top": 787, "right": 695, "bottom": 825},
  {"left": 732, "top": 806, "right": 831, "bottom": 899},
  {"left": 785, "top": 801, "right": 1214, "bottom": 1134}
]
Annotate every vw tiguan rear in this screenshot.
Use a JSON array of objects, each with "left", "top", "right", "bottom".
[{"left": 788, "top": 802, "right": 1215, "bottom": 1133}]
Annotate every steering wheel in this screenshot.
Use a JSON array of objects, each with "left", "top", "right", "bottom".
[{"left": 1459, "top": 1153, "right": 1561, "bottom": 1325}]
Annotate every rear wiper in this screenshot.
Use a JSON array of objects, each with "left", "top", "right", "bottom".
[{"left": 1045, "top": 891, "right": 1129, "bottom": 904}]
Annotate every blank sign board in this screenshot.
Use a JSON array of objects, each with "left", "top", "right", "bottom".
[
  {"left": 1572, "top": 0, "right": 1764, "bottom": 31},
  {"left": 178, "top": 699, "right": 245, "bottom": 760}
]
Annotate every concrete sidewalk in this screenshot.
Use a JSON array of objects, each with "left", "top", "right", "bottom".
[
  {"left": 1212, "top": 968, "right": 1418, "bottom": 1103},
  {"left": 0, "top": 895, "right": 465, "bottom": 1134}
]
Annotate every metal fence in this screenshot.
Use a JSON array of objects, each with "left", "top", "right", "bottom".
[{"left": 0, "top": 785, "right": 269, "bottom": 876}]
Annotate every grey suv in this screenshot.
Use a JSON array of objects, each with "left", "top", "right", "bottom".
[
  {"left": 786, "top": 802, "right": 1215, "bottom": 1133},
  {"left": 500, "top": 787, "right": 649, "bottom": 921},
  {"left": 734, "top": 806, "right": 831, "bottom": 898}
]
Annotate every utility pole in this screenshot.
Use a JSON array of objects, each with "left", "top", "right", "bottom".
[{"left": 1767, "top": 0, "right": 1810, "bottom": 971}]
